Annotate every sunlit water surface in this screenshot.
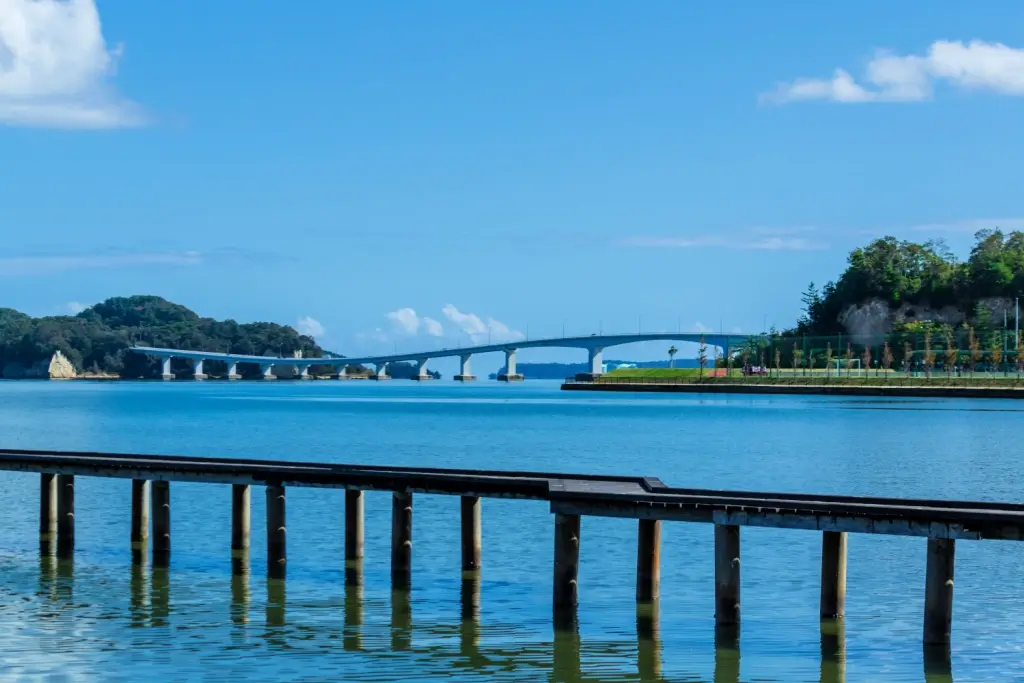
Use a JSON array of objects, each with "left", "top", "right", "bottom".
[{"left": 0, "top": 380, "right": 1022, "bottom": 681}]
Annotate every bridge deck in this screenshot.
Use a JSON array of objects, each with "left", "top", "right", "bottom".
[{"left": 2, "top": 448, "right": 1022, "bottom": 540}]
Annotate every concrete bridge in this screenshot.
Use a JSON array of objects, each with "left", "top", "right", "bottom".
[{"left": 131, "top": 332, "right": 746, "bottom": 381}]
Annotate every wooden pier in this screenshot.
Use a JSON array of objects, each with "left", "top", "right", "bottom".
[{"left": 4, "top": 447, "right": 1024, "bottom": 648}]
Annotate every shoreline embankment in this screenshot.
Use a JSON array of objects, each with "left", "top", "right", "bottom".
[{"left": 561, "top": 381, "right": 1024, "bottom": 399}]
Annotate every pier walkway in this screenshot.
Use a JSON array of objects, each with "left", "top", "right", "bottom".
[{"left": 5, "top": 447, "right": 1023, "bottom": 647}]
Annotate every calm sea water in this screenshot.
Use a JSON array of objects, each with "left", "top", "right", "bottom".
[{"left": 0, "top": 380, "right": 1022, "bottom": 682}]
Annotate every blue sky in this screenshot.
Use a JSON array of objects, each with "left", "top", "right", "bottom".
[{"left": 2, "top": 1, "right": 1024, "bottom": 367}]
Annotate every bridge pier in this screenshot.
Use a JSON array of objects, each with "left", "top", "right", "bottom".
[
  {"left": 131, "top": 480, "right": 150, "bottom": 546},
  {"left": 636, "top": 519, "right": 660, "bottom": 602},
  {"left": 820, "top": 531, "right": 847, "bottom": 619},
  {"left": 335, "top": 365, "right": 348, "bottom": 380},
  {"left": 413, "top": 358, "right": 433, "bottom": 380},
  {"left": 227, "top": 362, "right": 241, "bottom": 380},
  {"left": 373, "top": 362, "right": 391, "bottom": 381},
  {"left": 391, "top": 492, "right": 413, "bottom": 588},
  {"left": 152, "top": 481, "right": 171, "bottom": 567},
  {"left": 553, "top": 513, "right": 581, "bottom": 612},
  {"left": 454, "top": 354, "right": 476, "bottom": 381},
  {"left": 56, "top": 474, "right": 74, "bottom": 558},
  {"left": 345, "top": 490, "right": 364, "bottom": 564},
  {"left": 39, "top": 473, "right": 57, "bottom": 544},
  {"left": 260, "top": 363, "right": 276, "bottom": 380},
  {"left": 924, "top": 539, "right": 955, "bottom": 645},
  {"left": 498, "top": 349, "right": 524, "bottom": 381},
  {"left": 461, "top": 496, "right": 482, "bottom": 571},
  {"left": 160, "top": 357, "right": 173, "bottom": 380},
  {"left": 267, "top": 485, "right": 286, "bottom": 578},
  {"left": 193, "top": 359, "right": 207, "bottom": 380},
  {"left": 715, "top": 524, "right": 740, "bottom": 627},
  {"left": 232, "top": 484, "right": 251, "bottom": 558},
  {"left": 298, "top": 364, "right": 311, "bottom": 380}
]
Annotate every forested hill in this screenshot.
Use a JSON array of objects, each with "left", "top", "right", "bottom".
[
  {"left": 0, "top": 296, "right": 328, "bottom": 379},
  {"left": 797, "top": 230, "right": 1024, "bottom": 337}
]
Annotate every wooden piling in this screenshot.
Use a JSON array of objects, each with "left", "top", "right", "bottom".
[
  {"left": 636, "top": 518, "right": 661, "bottom": 602},
  {"left": 820, "top": 531, "right": 847, "bottom": 619},
  {"left": 131, "top": 480, "right": 150, "bottom": 545},
  {"left": 231, "top": 484, "right": 251, "bottom": 552},
  {"left": 345, "top": 489, "right": 364, "bottom": 562},
  {"left": 714, "top": 524, "right": 740, "bottom": 627},
  {"left": 460, "top": 496, "right": 482, "bottom": 571},
  {"left": 553, "top": 513, "right": 581, "bottom": 611},
  {"left": 267, "top": 484, "right": 286, "bottom": 579},
  {"left": 924, "top": 538, "right": 955, "bottom": 645},
  {"left": 151, "top": 480, "right": 171, "bottom": 567},
  {"left": 391, "top": 491, "right": 413, "bottom": 588},
  {"left": 56, "top": 474, "right": 75, "bottom": 558},
  {"left": 39, "top": 473, "right": 57, "bottom": 541}
]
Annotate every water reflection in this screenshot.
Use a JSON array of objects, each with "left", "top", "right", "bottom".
[
  {"left": 552, "top": 612, "right": 582, "bottom": 682},
  {"left": 819, "top": 620, "right": 845, "bottom": 683},
  {"left": 459, "top": 571, "right": 482, "bottom": 665},
  {"left": 390, "top": 588, "right": 412, "bottom": 651},
  {"left": 231, "top": 550, "right": 250, "bottom": 626},
  {"left": 129, "top": 555, "right": 149, "bottom": 628},
  {"left": 151, "top": 566, "right": 170, "bottom": 627},
  {"left": 343, "top": 561, "right": 363, "bottom": 652},
  {"left": 636, "top": 601, "right": 661, "bottom": 681},
  {"left": 714, "top": 624, "right": 740, "bottom": 683},
  {"left": 923, "top": 644, "right": 954, "bottom": 683}
]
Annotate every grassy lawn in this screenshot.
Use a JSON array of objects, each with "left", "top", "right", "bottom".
[{"left": 598, "top": 367, "right": 1024, "bottom": 386}]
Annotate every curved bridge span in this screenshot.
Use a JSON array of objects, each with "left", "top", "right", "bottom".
[{"left": 131, "top": 332, "right": 746, "bottom": 381}]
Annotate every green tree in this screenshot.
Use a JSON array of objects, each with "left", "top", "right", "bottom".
[{"left": 667, "top": 345, "right": 678, "bottom": 369}]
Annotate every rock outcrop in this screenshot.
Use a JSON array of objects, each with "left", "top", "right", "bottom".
[
  {"left": 48, "top": 351, "right": 77, "bottom": 379},
  {"left": 839, "top": 297, "right": 1017, "bottom": 343}
]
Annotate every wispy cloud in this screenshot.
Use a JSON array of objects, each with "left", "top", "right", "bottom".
[
  {"left": 0, "top": 0, "right": 147, "bottom": 128},
  {"left": 64, "top": 301, "right": 88, "bottom": 315},
  {"left": 442, "top": 304, "right": 523, "bottom": 344},
  {"left": 905, "top": 218, "right": 1024, "bottom": 234},
  {"left": 0, "top": 250, "right": 202, "bottom": 276},
  {"left": 385, "top": 307, "right": 445, "bottom": 337},
  {"left": 762, "top": 40, "right": 1024, "bottom": 105},
  {"left": 296, "top": 316, "right": 325, "bottom": 339},
  {"left": 623, "top": 229, "right": 826, "bottom": 251}
]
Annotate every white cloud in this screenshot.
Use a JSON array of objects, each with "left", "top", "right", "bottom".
[
  {"left": 296, "top": 316, "right": 324, "bottom": 339},
  {"left": 422, "top": 316, "right": 444, "bottom": 337},
  {"left": 623, "top": 234, "right": 826, "bottom": 251},
  {"left": 386, "top": 307, "right": 421, "bottom": 335},
  {"left": 0, "top": 250, "right": 202, "bottom": 276},
  {"left": 763, "top": 40, "right": 1024, "bottom": 105},
  {"left": 64, "top": 301, "right": 87, "bottom": 314},
  {"left": 695, "top": 322, "right": 712, "bottom": 333},
  {"left": 906, "top": 218, "right": 1024, "bottom": 234},
  {"left": 441, "top": 304, "right": 524, "bottom": 344},
  {"left": 0, "top": 0, "right": 146, "bottom": 128}
]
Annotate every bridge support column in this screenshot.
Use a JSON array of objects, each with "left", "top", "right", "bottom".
[
  {"left": 345, "top": 490, "right": 364, "bottom": 564},
  {"left": 260, "top": 363, "right": 276, "bottom": 380},
  {"left": 461, "top": 496, "right": 481, "bottom": 571},
  {"left": 715, "top": 524, "right": 740, "bottom": 627},
  {"left": 391, "top": 492, "right": 413, "bottom": 588},
  {"left": 553, "top": 513, "right": 581, "bottom": 612},
  {"left": 39, "top": 473, "right": 57, "bottom": 544},
  {"left": 820, "top": 531, "right": 847, "bottom": 619},
  {"left": 636, "top": 519, "right": 661, "bottom": 602},
  {"left": 131, "top": 480, "right": 150, "bottom": 546},
  {"left": 152, "top": 481, "right": 171, "bottom": 567},
  {"left": 579, "top": 347, "right": 604, "bottom": 380},
  {"left": 161, "top": 357, "right": 173, "bottom": 380},
  {"left": 193, "top": 359, "right": 207, "bottom": 380},
  {"left": 336, "top": 365, "right": 348, "bottom": 380},
  {"left": 56, "top": 474, "right": 74, "bottom": 558},
  {"left": 924, "top": 538, "right": 955, "bottom": 645},
  {"left": 232, "top": 484, "right": 250, "bottom": 557},
  {"left": 373, "top": 362, "right": 391, "bottom": 381},
  {"left": 227, "top": 362, "right": 241, "bottom": 380},
  {"left": 498, "top": 349, "right": 523, "bottom": 381},
  {"left": 455, "top": 354, "right": 475, "bottom": 381},
  {"left": 267, "top": 485, "right": 286, "bottom": 579},
  {"left": 298, "top": 364, "right": 311, "bottom": 380},
  {"left": 412, "top": 358, "right": 432, "bottom": 380}
]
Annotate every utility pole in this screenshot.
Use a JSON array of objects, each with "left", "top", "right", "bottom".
[{"left": 638, "top": 315, "right": 642, "bottom": 334}]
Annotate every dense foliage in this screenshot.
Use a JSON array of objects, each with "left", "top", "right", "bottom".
[
  {"left": 0, "top": 296, "right": 333, "bottom": 378},
  {"left": 798, "top": 230, "right": 1024, "bottom": 334}
]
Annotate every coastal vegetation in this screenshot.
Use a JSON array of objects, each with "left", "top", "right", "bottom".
[{"left": 0, "top": 296, "right": 338, "bottom": 379}]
